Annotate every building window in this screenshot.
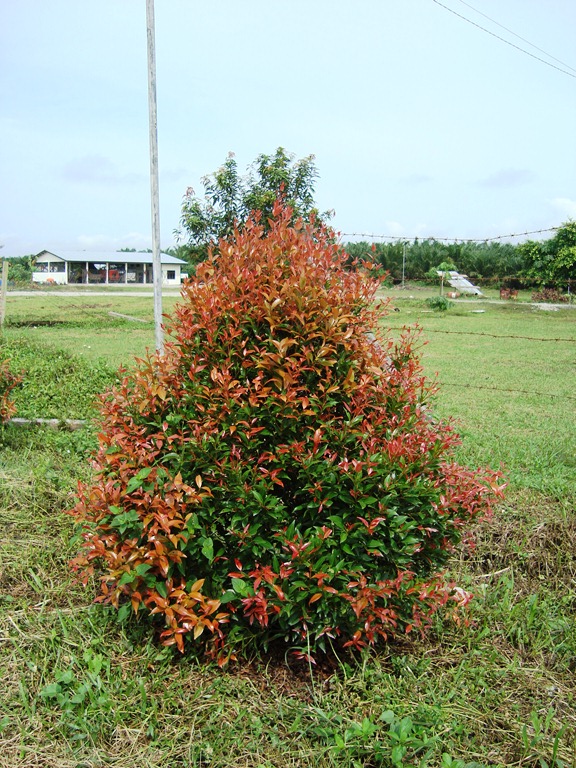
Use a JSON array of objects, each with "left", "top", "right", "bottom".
[
  {"left": 36, "top": 262, "right": 65, "bottom": 272},
  {"left": 167, "top": 270, "right": 176, "bottom": 280}
]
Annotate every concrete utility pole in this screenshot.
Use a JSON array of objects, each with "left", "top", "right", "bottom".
[
  {"left": 146, "top": 0, "right": 163, "bottom": 354},
  {"left": 401, "top": 241, "right": 406, "bottom": 289}
]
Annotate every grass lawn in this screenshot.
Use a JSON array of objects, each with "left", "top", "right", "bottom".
[
  {"left": 1, "top": 291, "right": 181, "bottom": 368},
  {"left": 0, "top": 288, "right": 574, "bottom": 767}
]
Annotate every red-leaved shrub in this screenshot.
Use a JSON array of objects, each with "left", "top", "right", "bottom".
[
  {"left": 531, "top": 288, "right": 569, "bottom": 303},
  {"left": 69, "top": 203, "right": 503, "bottom": 663},
  {"left": 0, "top": 360, "right": 22, "bottom": 422}
]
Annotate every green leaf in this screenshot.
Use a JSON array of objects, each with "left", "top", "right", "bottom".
[
  {"left": 126, "top": 467, "right": 154, "bottom": 494},
  {"left": 231, "top": 577, "right": 250, "bottom": 596},
  {"left": 334, "top": 733, "right": 346, "bottom": 749},
  {"left": 40, "top": 683, "right": 62, "bottom": 698},
  {"left": 117, "top": 571, "right": 135, "bottom": 586},
  {"left": 69, "top": 685, "right": 88, "bottom": 704},
  {"left": 109, "top": 509, "right": 141, "bottom": 534},
  {"left": 391, "top": 744, "right": 407, "bottom": 765},
  {"left": 160, "top": 452, "right": 180, "bottom": 463},
  {"left": 201, "top": 537, "right": 214, "bottom": 562},
  {"left": 56, "top": 669, "right": 74, "bottom": 684}
]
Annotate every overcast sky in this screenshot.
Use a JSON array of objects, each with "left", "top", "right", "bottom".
[{"left": 1, "top": 0, "right": 575, "bottom": 256}]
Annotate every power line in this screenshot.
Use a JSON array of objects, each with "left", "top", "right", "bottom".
[
  {"left": 454, "top": 0, "right": 576, "bottom": 75},
  {"left": 340, "top": 227, "right": 558, "bottom": 244},
  {"left": 431, "top": 0, "right": 576, "bottom": 81}
]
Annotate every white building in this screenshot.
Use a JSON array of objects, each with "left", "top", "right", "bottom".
[{"left": 33, "top": 250, "right": 187, "bottom": 286}]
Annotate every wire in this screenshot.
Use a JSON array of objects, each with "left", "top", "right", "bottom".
[
  {"left": 431, "top": 0, "right": 576, "bottom": 81},
  {"left": 441, "top": 382, "right": 576, "bottom": 401},
  {"left": 406, "top": 329, "right": 576, "bottom": 344},
  {"left": 340, "top": 227, "right": 558, "bottom": 244},
  {"left": 454, "top": 0, "right": 576, "bottom": 75}
]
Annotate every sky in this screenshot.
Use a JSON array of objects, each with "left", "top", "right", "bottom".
[{"left": 1, "top": 0, "right": 576, "bottom": 257}]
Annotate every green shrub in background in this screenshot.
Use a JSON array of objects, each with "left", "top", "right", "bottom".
[
  {"left": 70, "top": 203, "right": 502, "bottom": 664},
  {"left": 425, "top": 296, "right": 454, "bottom": 312}
]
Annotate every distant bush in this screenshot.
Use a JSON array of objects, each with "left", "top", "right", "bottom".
[
  {"left": 0, "top": 360, "right": 22, "bottom": 422},
  {"left": 426, "top": 296, "right": 453, "bottom": 312},
  {"left": 70, "top": 203, "right": 502, "bottom": 664},
  {"left": 5, "top": 255, "right": 33, "bottom": 285},
  {"left": 531, "top": 288, "right": 569, "bottom": 304}
]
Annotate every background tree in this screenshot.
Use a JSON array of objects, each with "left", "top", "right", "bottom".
[
  {"left": 518, "top": 221, "right": 576, "bottom": 290},
  {"left": 177, "top": 148, "right": 330, "bottom": 264},
  {"left": 164, "top": 244, "right": 206, "bottom": 274},
  {"left": 427, "top": 260, "right": 457, "bottom": 295},
  {"left": 344, "top": 240, "right": 527, "bottom": 283},
  {"left": 4, "top": 255, "right": 34, "bottom": 285}
]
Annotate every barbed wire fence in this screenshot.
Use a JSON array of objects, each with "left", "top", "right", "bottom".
[
  {"left": 441, "top": 382, "right": 576, "bottom": 401},
  {"left": 338, "top": 224, "right": 574, "bottom": 295},
  {"left": 384, "top": 326, "right": 576, "bottom": 402},
  {"left": 339, "top": 226, "right": 559, "bottom": 243}
]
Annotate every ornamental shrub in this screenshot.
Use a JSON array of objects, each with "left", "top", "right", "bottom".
[
  {"left": 69, "top": 203, "right": 503, "bottom": 664},
  {"left": 0, "top": 360, "right": 22, "bottom": 422}
]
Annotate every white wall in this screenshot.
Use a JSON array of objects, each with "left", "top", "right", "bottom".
[
  {"left": 32, "top": 271, "right": 67, "bottom": 285},
  {"left": 162, "top": 265, "right": 181, "bottom": 285}
]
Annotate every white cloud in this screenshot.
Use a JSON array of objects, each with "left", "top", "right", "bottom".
[
  {"left": 401, "top": 173, "right": 433, "bottom": 185},
  {"left": 382, "top": 221, "right": 432, "bottom": 239},
  {"left": 160, "top": 168, "right": 190, "bottom": 183},
  {"left": 383, "top": 221, "right": 406, "bottom": 237},
  {"left": 61, "top": 155, "right": 145, "bottom": 185},
  {"left": 75, "top": 232, "right": 151, "bottom": 251},
  {"left": 550, "top": 197, "right": 576, "bottom": 219},
  {"left": 478, "top": 168, "right": 534, "bottom": 188}
]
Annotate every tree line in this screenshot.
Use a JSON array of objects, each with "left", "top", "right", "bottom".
[
  {"left": 171, "top": 148, "right": 575, "bottom": 291},
  {"left": 8, "top": 148, "right": 575, "bottom": 291},
  {"left": 343, "top": 225, "right": 576, "bottom": 290}
]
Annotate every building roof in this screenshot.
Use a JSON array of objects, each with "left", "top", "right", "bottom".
[
  {"left": 437, "top": 269, "right": 483, "bottom": 296},
  {"left": 36, "top": 250, "right": 186, "bottom": 265}
]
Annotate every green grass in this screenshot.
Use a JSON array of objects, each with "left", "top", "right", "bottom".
[
  {"left": 0, "top": 290, "right": 575, "bottom": 767},
  {"left": 381, "top": 294, "right": 576, "bottom": 501},
  {"left": 1, "top": 292, "right": 181, "bottom": 368}
]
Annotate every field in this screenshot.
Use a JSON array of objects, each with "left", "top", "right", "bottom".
[{"left": 0, "top": 287, "right": 575, "bottom": 767}]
